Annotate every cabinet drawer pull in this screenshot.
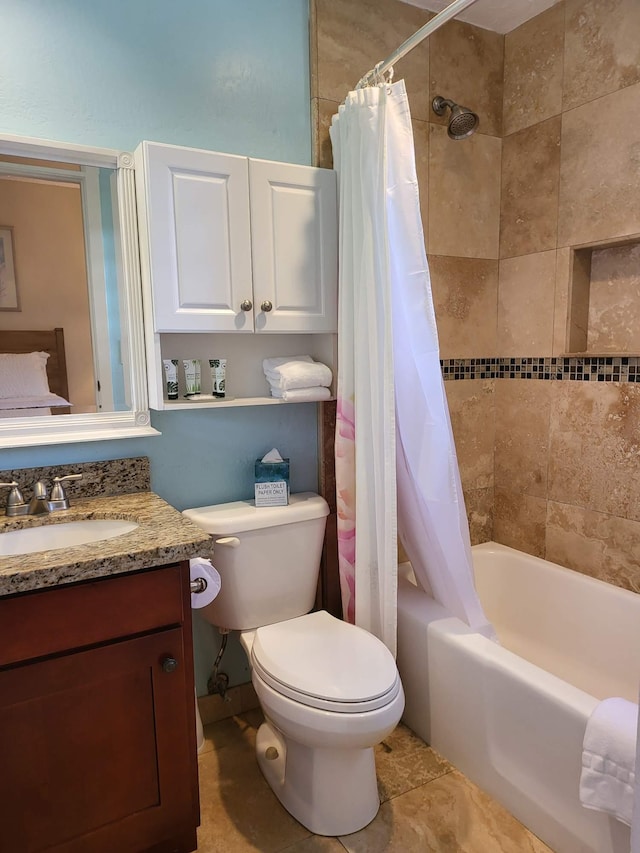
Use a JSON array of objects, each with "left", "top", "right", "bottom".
[
  {"left": 240, "top": 299, "right": 253, "bottom": 312},
  {"left": 161, "top": 656, "right": 179, "bottom": 673},
  {"left": 260, "top": 300, "right": 273, "bottom": 312}
]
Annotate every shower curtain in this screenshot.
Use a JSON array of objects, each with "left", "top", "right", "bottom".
[
  {"left": 330, "top": 79, "right": 493, "bottom": 652},
  {"left": 330, "top": 84, "right": 398, "bottom": 654}
]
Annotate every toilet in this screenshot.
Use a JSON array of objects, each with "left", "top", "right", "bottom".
[{"left": 183, "top": 492, "right": 404, "bottom": 836}]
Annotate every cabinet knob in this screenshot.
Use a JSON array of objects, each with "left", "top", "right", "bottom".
[
  {"left": 161, "top": 656, "right": 179, "bottom": 673},
  {"left": 260, "top": 300, "right": 273, "bottom": 313},
  {"left": 240, "top": 299, "right": 253, "bottom": 312}
]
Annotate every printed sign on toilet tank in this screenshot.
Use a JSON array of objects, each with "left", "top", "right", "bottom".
[{"left": 254, "top": 481, "right": 288, "bottom": 507}]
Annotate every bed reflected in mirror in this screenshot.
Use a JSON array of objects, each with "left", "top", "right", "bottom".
[{"left": 0, "top": 330, "right": 70, "bottom": 418}]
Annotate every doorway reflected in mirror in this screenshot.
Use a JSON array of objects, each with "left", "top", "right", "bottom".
[{"left": 0, "top": 225, "right": 19, "bottom": 311}]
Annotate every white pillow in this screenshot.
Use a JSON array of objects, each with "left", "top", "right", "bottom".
[{"left": 0, "top": 351, "right": 51, "bottom": 398}]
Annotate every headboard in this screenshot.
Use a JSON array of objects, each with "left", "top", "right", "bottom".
[{"left": 0, "top": 328, "right": 70, "bottom": 415}]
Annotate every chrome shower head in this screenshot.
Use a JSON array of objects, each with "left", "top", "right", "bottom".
[{"left": 432, "top": 95, "right": 479, "bottom": 140}]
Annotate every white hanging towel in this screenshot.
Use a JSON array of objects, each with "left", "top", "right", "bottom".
[
  {"left": 633, "top": 690, "right": 640, "bottom": 853},
  {"left": 580, "top": 697, "right": 638, "bottom": 826}
]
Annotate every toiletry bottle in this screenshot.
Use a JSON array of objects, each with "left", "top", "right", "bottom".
[
  {"left": 163, "top": 359, "right": 179, "bottom": 400},
  {"left": 183, "top": 359, "right": 201, "bottom": 397},
  {"left": 209, "top": 358, "right": 226, "bottom": 398}
]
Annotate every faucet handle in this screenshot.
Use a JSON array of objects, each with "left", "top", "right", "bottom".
[
  {"left": 49, "top": 473, "right": 83, "bottom": 509},
  {"left": 0, "top": 481, "right": 28, "bottom": 516}
]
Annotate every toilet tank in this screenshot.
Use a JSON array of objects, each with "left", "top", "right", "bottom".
[{"left": 183, "top": 492, "right": 329, "bottom": 630}]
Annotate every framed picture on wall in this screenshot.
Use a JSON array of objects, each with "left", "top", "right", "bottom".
[{"left": 0, "top": 226, "right": 19, "bottom": 311}]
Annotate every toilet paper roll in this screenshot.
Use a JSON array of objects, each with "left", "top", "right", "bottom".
[{"left": 189, "top": 557, "right": 222, "bottom": 609}]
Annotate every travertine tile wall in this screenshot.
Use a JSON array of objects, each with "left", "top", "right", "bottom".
[
  {"left": 495, "top": 0, "right": 640, "bottom": 592},
  {"left": 311, "top": 0, "right": 503, "bottom": 547},
  {"left": 312, "top": 0, "right": 640, "bottom": 593}
]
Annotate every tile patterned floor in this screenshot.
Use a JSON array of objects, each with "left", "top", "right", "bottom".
[{"left": 196, "top": 712, "right": 553, "bottom": 852}]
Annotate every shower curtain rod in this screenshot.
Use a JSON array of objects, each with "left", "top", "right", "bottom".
[{"left": 356, "top": 0, "right": 480, "bottom": 89}]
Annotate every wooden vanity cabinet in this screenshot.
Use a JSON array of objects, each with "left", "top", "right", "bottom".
[{"left": 0, "top": 563, "right": 199, "bottom": 853}]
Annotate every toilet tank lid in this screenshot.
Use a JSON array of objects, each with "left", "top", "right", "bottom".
[{"left": 182, "top": 492, "right": 329, "bottom": 535}]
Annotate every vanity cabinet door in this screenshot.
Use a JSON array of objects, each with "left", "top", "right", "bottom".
[
  {"left": 136, "top": 141, "right": 254, "bottom": 333},
  {"left": 0, "top": 626, "right": 197, "bottom": 853},
  {"left": 249, "top": 158, "right": 337, "bottom": 334}
]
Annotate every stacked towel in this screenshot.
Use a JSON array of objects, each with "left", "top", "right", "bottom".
[
  {"left": 270, "top": 386, "right": 331, "bottom": 402},
  {"left": 263, "top": 355, "right": 332, "bottom": 402},
  {"left": 580, "top": 697, "right": 638, "bottom": 827}
]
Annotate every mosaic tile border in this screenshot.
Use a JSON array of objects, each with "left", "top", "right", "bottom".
[{"left": 441, "top": 356, "right": 640, "bottom": 382}]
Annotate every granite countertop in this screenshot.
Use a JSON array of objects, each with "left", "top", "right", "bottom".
[{"left": 0, "top": 491, "right": 213, "bottom": 596}]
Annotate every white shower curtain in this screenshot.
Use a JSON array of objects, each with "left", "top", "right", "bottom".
[
  {"left": 331, "top": 79, "right": 492, "bottom": 651},
  {"left": 330, "top": 84, "right": 398, "bottom": 654}
]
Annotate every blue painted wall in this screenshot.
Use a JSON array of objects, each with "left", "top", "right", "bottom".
[
  {"left": 0, "top": 0, "right": 311, "bottom": 162},
  {"left": 0, "top": 0, "right": 314, "bottom": 693}
]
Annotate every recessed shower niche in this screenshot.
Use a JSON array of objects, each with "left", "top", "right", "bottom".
[{"left": 565, "top": 237, "right": 640, "bottom": 355}]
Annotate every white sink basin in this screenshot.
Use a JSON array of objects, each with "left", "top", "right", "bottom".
[{"left": 0, "top": 518, "right": 139, "bottom": 556}]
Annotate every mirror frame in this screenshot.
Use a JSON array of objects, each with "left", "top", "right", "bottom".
[{"left": 0, "top": 133, "right": 158, "bottom": 448}]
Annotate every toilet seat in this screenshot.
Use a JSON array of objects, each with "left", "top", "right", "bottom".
[{"left": 250, "top": 610, "right": 401, "bottom": 713}]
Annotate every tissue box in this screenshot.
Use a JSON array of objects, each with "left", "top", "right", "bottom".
[{"left": 254, "top": 458, "right": 290, "bottom": 507}]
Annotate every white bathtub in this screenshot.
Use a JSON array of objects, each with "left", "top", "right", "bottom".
[{"left": 397, "top": 542, "right": 639, "bottom": 853}]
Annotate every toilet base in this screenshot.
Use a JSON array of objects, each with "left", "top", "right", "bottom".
[{"left": 255, "top": 720, "right": 380, "bottom": 836}]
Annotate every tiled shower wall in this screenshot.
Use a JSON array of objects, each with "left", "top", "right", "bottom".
[
  {"left": 311, "top": 0, "right": 640, "bottom": 593},
  {"left": 494, "top": 0, "right": 640, "bottom": 592}
]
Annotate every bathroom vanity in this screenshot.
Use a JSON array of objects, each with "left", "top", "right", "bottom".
[{"left": 0, "top": 490, "right": 212, "bottom": 853}]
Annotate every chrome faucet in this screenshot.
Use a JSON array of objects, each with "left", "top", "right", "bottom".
[{"left": 0, "top": 473, "right": 83, "bottom": 517}]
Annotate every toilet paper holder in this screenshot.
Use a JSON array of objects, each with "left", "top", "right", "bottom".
[{"left": 190, "top": 577, "right": 208, "bottom": 594}]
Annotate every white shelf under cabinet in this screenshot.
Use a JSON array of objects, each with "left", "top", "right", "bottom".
[
  {"left": 148, "top": 332, "right": 337, "bottom": 411},
  {"left": 159, "top": 395, "right": 334, "bottom": 410}
]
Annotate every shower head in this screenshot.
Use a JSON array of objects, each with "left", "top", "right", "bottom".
[{"left": 432, "top": 96, "right": 479, "bottom": 140}]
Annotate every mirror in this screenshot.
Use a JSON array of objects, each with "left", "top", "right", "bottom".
[{"left": 0, "top": 134, "right": 157, "bottom": 447}]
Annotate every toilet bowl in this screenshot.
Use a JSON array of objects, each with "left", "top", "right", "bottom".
[
  {"left": 182, "top": 493, "right": 405, "bottom": 836},
  {"left": 241, "top": 610, "right": 404, "bottom": 836}
]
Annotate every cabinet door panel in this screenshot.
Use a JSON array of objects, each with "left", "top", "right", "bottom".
[
  {"left": 173, "top": 172, "right": 235, "bottom": 312},
  {"left": 250, "top": 159, "right": 337, "bottom": 333},
  {"left": 142, "top": 142, "right": 253, "bottom": 332},
  {"left": 0, "top": 628, "right": 195, "bottom": 853}
]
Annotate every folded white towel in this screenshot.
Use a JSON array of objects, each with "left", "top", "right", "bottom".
[
  {"left": 263, "top": 355, "right": 314, "bottom": 371},
  {"left": 271, "top": 386, "right": 331, "bottom": 402},
  {"left": 263, "top": 355, "right": 332, "bottom": 391},
  {"left": 580, "top": 697, "right": 638, "bottom": 826}
]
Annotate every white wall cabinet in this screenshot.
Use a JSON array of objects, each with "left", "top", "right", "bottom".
[
  {"left": 134, "top": 141, "right": 338, "bottom": 410},
  {"left": 135, "top": 141, "right": 337, "bottom": 335}
]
